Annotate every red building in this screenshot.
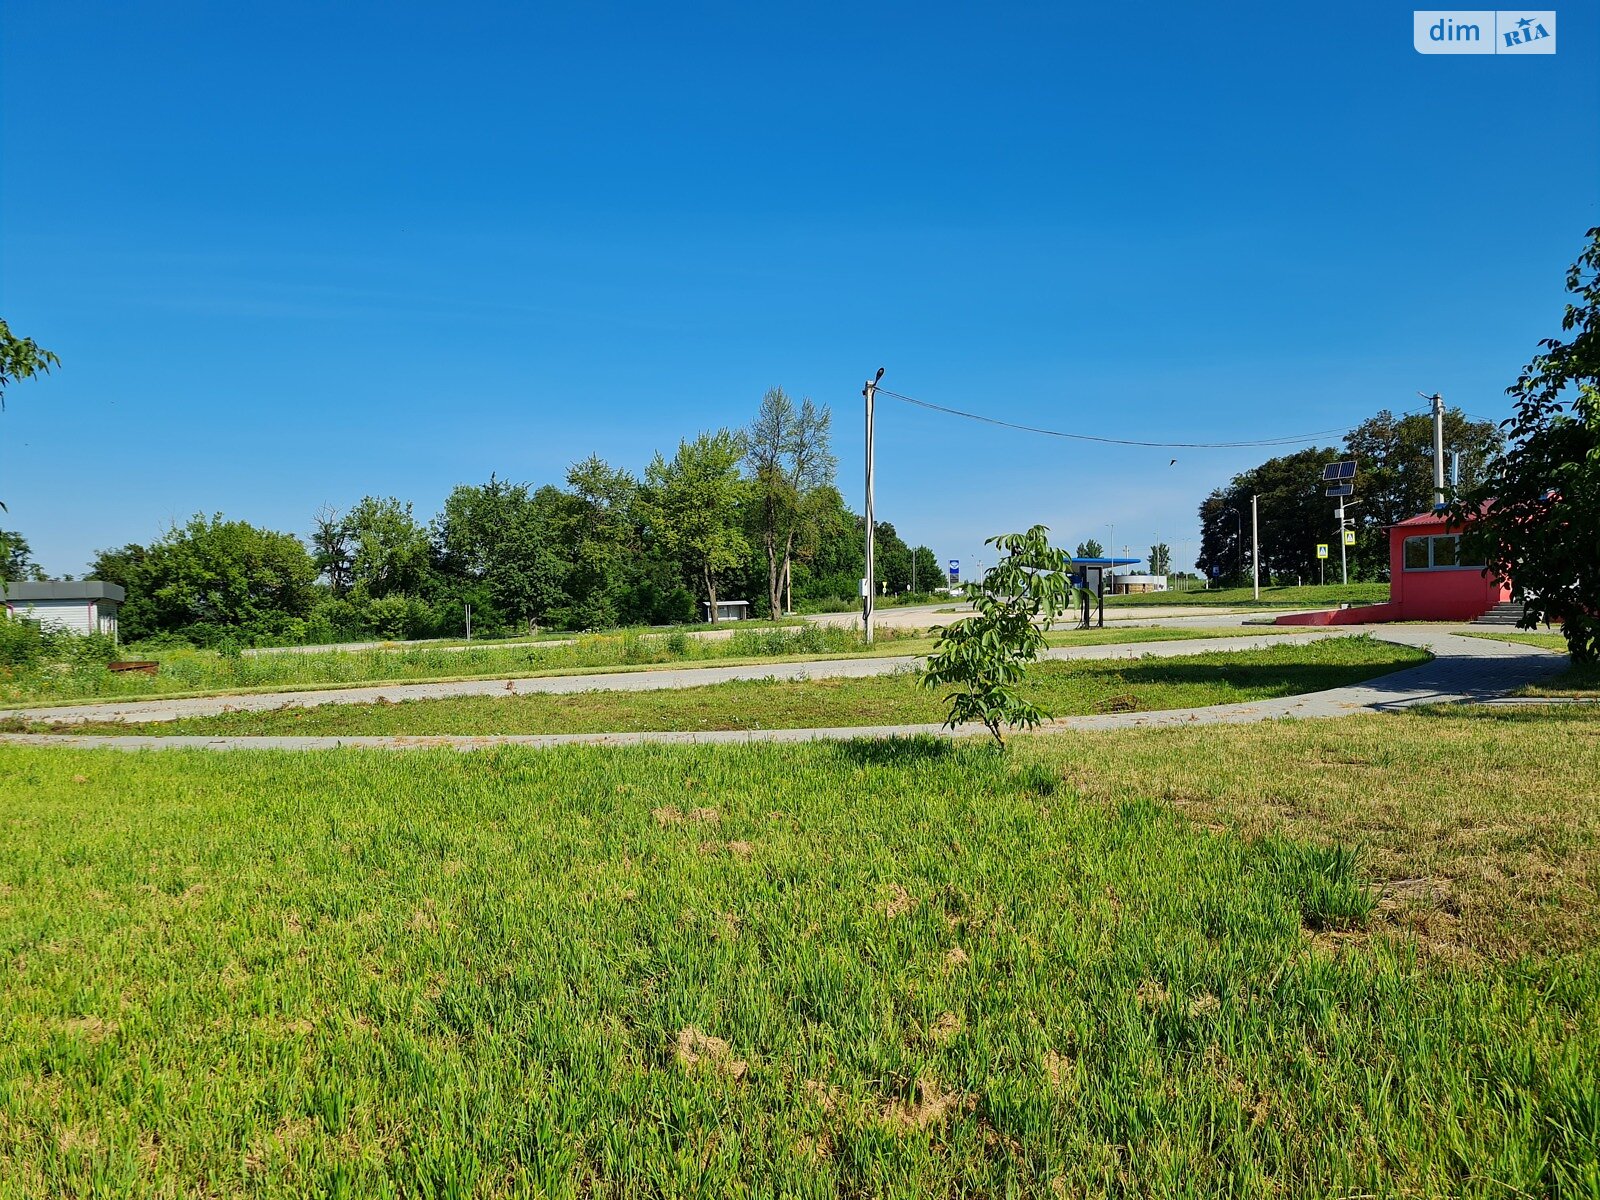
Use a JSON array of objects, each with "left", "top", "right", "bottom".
[{"left": 1276, "top": 510, "right": 1511, "bottom": 626}]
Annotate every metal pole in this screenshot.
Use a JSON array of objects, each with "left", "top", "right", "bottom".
[
  {"left": 1338, "top": 499, "right": 1347, "bottom": 586},
  {"left": 465, "top": 603, "right": 471, "bottom": 642},
  {"left": 1431, "top": 392, "right": 1445, "bottom": 509},
  {"left": 863, "top": 369, "right": 881, "bottom": 643},
  {"left": 1251, "top": 493, "right": 1260, "bottom": 600}
]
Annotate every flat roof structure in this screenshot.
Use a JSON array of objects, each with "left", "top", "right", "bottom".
[
  {"left": 3, "top": 581, "right": 126, "bottom": 602},
  {"left": 1069, "top": 557, "right": 1142, "bottom": 628}
]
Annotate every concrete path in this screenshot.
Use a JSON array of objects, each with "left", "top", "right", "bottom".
[
  {"left": 0, "top": 628, "right": 1573, "bottom": 752},
  {"left": 1, "top": 632, "right": 1338, "bottom": 727}
]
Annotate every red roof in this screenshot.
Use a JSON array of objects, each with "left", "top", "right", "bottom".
[{"left": 1390, "top": 501, "right": 1494, "bottom": 530}]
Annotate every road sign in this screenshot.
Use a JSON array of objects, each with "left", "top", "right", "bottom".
[
  {"left": 1316, "top": 543, "right": 1329, "bottom": 559},
  {"left": 1343, "top": 529, "right": 1356, "bottom": 546}
]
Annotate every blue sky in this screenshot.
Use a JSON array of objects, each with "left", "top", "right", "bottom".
[{"left": 2, "top": 1, "right": 1596, "bottom": 578}]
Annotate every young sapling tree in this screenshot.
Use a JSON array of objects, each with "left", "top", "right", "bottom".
[{"left": 920, "top": 525, "right": 1083, "bottom": 746}]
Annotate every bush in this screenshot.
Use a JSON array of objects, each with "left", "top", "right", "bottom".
[
  {"left": 0, "top": 618, "right": 118, "bottom": 678},
  {"left": 0, "top": 615, "right": 46, "bottom": 667}
]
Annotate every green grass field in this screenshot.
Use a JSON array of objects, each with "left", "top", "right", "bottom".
[
  {"left": 1, "top": 706, "right": 1597, "bottom": 1196},
  {"left": 1106, "top": 583, "right": 1389, "bottom": 608},
  {"left": 25, "top": 638, "right": 1426, "bottom": 738},
  {"left": 0, "top": 625, "right": 1293, "bottom": 710}
]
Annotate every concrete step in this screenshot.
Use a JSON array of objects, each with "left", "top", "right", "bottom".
[{"left": 1473, "top": 602, "right": 1527, "bottom": 626}]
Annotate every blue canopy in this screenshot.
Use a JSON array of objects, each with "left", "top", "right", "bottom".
[{"left": 1070, "top": 557, "right": 1142, "bottom": 567}]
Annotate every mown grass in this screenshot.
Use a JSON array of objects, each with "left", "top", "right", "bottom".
[
  {"left": 1106, "top": 583, "right": 1389, "bottom": 608},
  {"left": 2, "top": 707, "right": 1598, "bottom": 1196},
  {"left": 37, "top": 638, "right": 1428, "bottom": 737},
  {"left": 0, "top": 625, "right": 1292, "bottom": 710},
  {"left": 1459, "top": 630, "right": 1568, "bottom": 652}
]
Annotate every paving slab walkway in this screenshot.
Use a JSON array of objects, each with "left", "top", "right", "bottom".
[{"left": 0, "top": 627, "right": 1572, "bottom": 752}]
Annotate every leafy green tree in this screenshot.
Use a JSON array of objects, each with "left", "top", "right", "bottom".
[
  {"left": 0, "top": 319, "right": 59, "bottom": 513},
  {"left": 94, "top": 516, "right": 317, "bottom": 645},
  {"left": 921, "top": 526, "right": 1080, "bottom": 746},
  {"left": 433, "top": 476, "right": 567, "bottom": 632},
  {"left": 874, "top": 520, "right": 914, "bottom": 594},
  {"left": 1074, "top": 539, "right": 1104, "bottom": 560},
  {"left": 643, "top": 430, "right": 750, "bottom": 620},
  {"left": 558, "top": 455, "right": 640, "bottom": 629},
  {"left": 1147, "top": 543, "right": 1172, "bottom": 575},
  {"left": 1456, "top": 226, "right": 1600, "bottom": 662},
  {"left": 87, "top": 543, "right": 155, "bottom": 636},
  {"left": 2, "top": 529, "right": 43, "bottom": 582},
  {"left": 786, "top": 485, "right": 859, "bottom": 602},
  {"left": 344, "top": 496, "right": 433, "bottom": 601},
  {"left": 309, "top": 504, "right": 354, "bottom": 598},
  {"left": 745, "top": 388, "right": 835, "bottom": 616},
  {"left": 911, "top": 545, "right": 943, "bottom": 593},
  {"left": 1196, "top": 448, "right": 1341, "bottom": 584},
  {"left": 0, "top": 319, "right": 58, "bottom": 412}
]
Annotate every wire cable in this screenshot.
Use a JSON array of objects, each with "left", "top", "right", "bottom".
[{"left": 874, "top": 388, "right": 1366, "bottom": 450}]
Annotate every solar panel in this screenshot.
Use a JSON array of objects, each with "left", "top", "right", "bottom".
[
  {"left": 1321, "top": 460, "right": 1357, "bottom": 481},
  {"left": 1325, "top": 483, "right": 1354, "bottom": 497}
]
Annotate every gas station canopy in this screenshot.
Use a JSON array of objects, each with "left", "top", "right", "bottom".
[{"left": 1069, "top": 557, "right": 1142, "bottom": 628}]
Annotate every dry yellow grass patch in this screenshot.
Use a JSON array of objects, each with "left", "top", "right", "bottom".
[
  {"left": 672, "top": 1027, "right": 748, "bottom": 1080},
  {"left": 1033, "top": 707, "right": 1600, "bottom": 958}
]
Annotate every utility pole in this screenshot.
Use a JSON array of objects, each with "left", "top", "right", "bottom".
[
  {"left": 1250, "top": 493, "right": 1260, "bottom": 600},
  {"left": 862, "top": 367, "right": 883, "bottom": 643},
  {"left": 1440, "top": 392, "right": 1452, "bottom": 508},
  {"left": 1429, "top": 391, "right": 1446, "bottom": 509},
  {"left": 1338, "top": 495, "right": 1347, "bottom": 586}
]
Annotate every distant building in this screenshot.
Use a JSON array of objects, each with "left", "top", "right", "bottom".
[
  {"left": 3, "top": 581, "right": 125, "bottom": 639},
  {"left": 1113, "top": 574, "right": 1169, "bottom": 594},
  {"left": 1275, "top": 510, "right": 1511, "bottom": 626},
  {"left": 700, "top": 599, "right": 751, "bottom": 622}
]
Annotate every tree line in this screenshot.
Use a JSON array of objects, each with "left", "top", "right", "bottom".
[
  {"left": 1194, "top": 407, "right": 1504, "bottom": 586},
  {"left": 75, "top": 388, "right": 941, "bottom": 646}
]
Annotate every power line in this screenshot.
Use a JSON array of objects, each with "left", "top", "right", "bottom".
[{"left": 875, "top": 387, "right": 1367, "bottom": 450}]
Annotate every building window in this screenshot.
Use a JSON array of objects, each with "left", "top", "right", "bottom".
[{"left": 1403, "top": 534, "right": 1484, "bottom": 571}]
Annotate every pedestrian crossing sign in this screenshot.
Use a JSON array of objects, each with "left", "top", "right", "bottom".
[
  {"left": 1343, "top": 530, "right": 1356, "bottom": 546},
  {"left": 1316, "top": 544, "right": 1329, "bottom": 559}
]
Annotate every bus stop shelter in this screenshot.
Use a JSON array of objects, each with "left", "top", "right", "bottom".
[{"left": 1070, "top": 557, "right": 1141, "bottom": 628}]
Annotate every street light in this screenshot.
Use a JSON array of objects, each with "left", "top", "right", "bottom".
[
  {"left": 1221, "top": 506, "right": 1243, "bottom": 582},
  {"left": 863, "top": 367, "right": 884, "bottom": 643}
]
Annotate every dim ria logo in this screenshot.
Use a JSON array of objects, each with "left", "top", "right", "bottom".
[{"left": 1414, "top": 10, "right": 1555, "bottom": 53}]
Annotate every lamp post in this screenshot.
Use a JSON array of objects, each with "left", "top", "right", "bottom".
[
  {"left": 1222, "top": 506, "right": 1243, "bottom": 583},
  {"left": 862, "top": 367, "right": 883, "bottom": 643}
]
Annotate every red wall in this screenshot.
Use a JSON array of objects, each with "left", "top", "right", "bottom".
[
  {"left": 1387, "top": 518, "right": 1510, "bottom": 622},
  {"left": 1276, "top": 514, "right": 1509, "bottom": 625}
]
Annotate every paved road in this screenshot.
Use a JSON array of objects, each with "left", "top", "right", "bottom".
[
  {"left": 0, "top": 627, "right": 1571, "bottom": 751},
  {"left": 1, "top": 631, "right": 1333, "bottom": 726}
]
